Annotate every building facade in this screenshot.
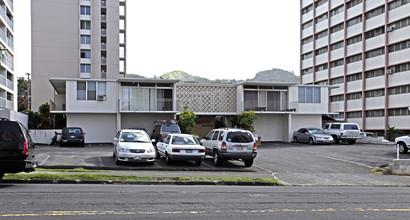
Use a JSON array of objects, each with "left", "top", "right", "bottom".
[
  {"left": 300, "top": 0, "right": 410, "bottom": 134},
  {"left": 31, "top": 0, "right": 126, "bottom": 112},
  {"left": 0, "top": 0, "right": 15, "bottom": 111}
]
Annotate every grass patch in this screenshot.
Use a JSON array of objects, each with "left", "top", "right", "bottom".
[
  {"left": 35, "top": 168, "right": 112, "bottom": 173},
  {"left": 3, "top": 173, "right": 277, "bottom": 184},
  {"left": 370, "top": 168, "right": 391, "bottom": 175}
]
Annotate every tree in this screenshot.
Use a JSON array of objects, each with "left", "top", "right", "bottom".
[
  {"left": 28, "top": 102, "right": 54, "bottom": 129},
  {"left": 17, "top": 77, "right": 30, "bottom": 112},
  {"left": 179, "top": 106, "right": 197, "bottom": 135},
  {"left": 231, "top": 111, "right": 258, "bottom": 132}
]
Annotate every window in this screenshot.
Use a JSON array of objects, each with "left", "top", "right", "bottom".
[
  {"left": 315, "top": 0, "right": 328, "bottom": 8},
  {"left": 80, "top": 50, "right": 91, "bottom": 59},
  {"left": 389, "top": 108, "right": 410, "bottom": 116},
  {"left": 387, "top": 62, "right": 410, "bottom": 74},
  {"left": 315, "top": 30, "right": 328, "bottom": 40},
  {"left": 330, "top": 41, "right": 344, "bottom": 51},
  {"left": 80, "top": 6, "right": 91, "bottom": 15},
  {"left": 365, "top": 89, "right": 385, "bottom": 98},
  {"left": 365, "top": 68, "right": 384, "bottom": 78},
  {"left": 330, "top": 5, "right": 344, "bottom": 17},
  {"left": 77, "top": 81, "right": 107, "bottom": 101},
  {"left": 366, "top": 110, "right": 384, "bottom": 118},
  {"left": 302, "top": 21, "right": 313, "bottom": 30},
  {"left": 365, "top": 26, "right": 385, "bottom": 39},
  {"left": 302, "top": 52, "right": 313, "bottom": 60},
  {"left": 388, "top": 0, "right": 410, "bottom": 11},
  {"left": 333, "top": 112, "right": 344, "bottom": 119},
  {"left": 330, "top": 95, "right": 344, "bottom": 102},
  {"left": 80, "top": 20, "right": 91, "bottom": 30},
  {"left": 302, "top": 68, "right": 313, "bottom": 75},
  {"left": 330, "top": 23, "right": 344, "bottom": 34},
  {"left": 365, "top": 6, "right": 385, "bottom": 20},
  {"left": 315, "top": 80, "right": 328, "bottom": 85},
  {"left": 302, "top": 36, "right": 313, "bottom": 45},
  {"left": 347, "top": 16, "right": 362, "bottom": 27},
  {"left": 389, "top": 85, "right": 410, "bottom": 95},
  {"left": 315, "top": 63, "right": 328, "bottom": 72},
  {"left": 315, "top": 13, "right": 328, "bottom": 24},
  {"left": 347, "top": 111, "right": 362, "bottom": 118},
  {"left": 346, "top": 54, "right": 362, "bottom": 64},
  {"left": 302, "top": 4, "right": 313, "bottom": 15},
  {"left": 347, "top": 35, "right": 362, "bottom": 45},
  {"left": 315, "top": 47, "right": 328, "bottom": 56},
  {"left": 330, "top": 77, "right": 344, "bottom": 85},
  {"left": 347, "top": 73, "right": 362, "bottom": 82},
  {"left": 80, "top": 64, "right": 91, "bottom": 73},
  {"left": 330, "top": 59, "right": 344, "bottom": 68},
  {"left": 387, "top": 17, "right": 410, "bottom": 31},
  {"left": 298, "top": 87, "right": 321, "bottom": 103},
  {"left": 365, "top": 47, "right": 385, "bottom": 59},
  {"left": 347, "top": 0, "right": 362, "bottom": 9},
  {"left": 388, "top": 40, "right": 410, "bottom": 53},
  {"left": 347, "top": 92, "right": 362, "bottom": 100},
  {"left": 80, "top": 35, "right": 91, "bottom": 44}
]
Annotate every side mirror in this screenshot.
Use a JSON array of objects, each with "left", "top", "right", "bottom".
[
  {"left": 113, "top": 137, "right": 118, "bottom": 142},
  {"left": 152, "top": 139, "right": 156, "bottom": 143}
]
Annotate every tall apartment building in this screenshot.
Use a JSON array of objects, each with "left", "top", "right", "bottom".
[
  {"left": 300, "top": 0, "right": 410, "bottom": 134},
  {"left": 31, "top": 0, "right": 126, "bottom": 112},
  {"left": 0, "top": 0, "right": 15, "bottom": 111}
]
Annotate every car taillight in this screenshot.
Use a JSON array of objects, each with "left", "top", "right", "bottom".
[
  {"left": 159, "top": 134, "right": 162, "bottom": 139},
  {"left": 199, "top": 149, "right": 205, "bottom": 153},
  {"left": 23, "top": 142, "right": 28, "bottom": 155},
  {"left": 253, "top": 142, "right": 257, "bottom": 151},
  {"left": 221, "top": 141, "right": 227, "bottom": 150},
  {"left": 172, "top": 149, "right": 180, "bottom": 152}
]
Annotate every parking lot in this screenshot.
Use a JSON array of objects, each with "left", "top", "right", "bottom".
[{"left": 34, "top": 142, "right": 410, "bottom": 185}]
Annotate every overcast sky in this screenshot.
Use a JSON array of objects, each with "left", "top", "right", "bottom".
[{"left": 14, "top": 0, "right": 300, "bottom": 80}]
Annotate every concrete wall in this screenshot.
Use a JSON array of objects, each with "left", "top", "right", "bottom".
[
  {"left": 0, "top": 110, "right": 29, "bottom": 129},
  {"left": 67, "top": 113, "right": 117, "bottom": 143},
  {"left": 30, "top": 129, "right": 61, "bottom": 145},
  {"left": 289, "top": 114, "right": 322, "bottom": 142},
  {"left": 389, "top": 159, "right": 410, "bottom": 175},
  {"left": 253, "top": 114, "right": 287, "bottom": 142}
]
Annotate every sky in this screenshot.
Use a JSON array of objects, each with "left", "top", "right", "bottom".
[{"left": 14, "top": 0, "right": 300, "bottom": 80}]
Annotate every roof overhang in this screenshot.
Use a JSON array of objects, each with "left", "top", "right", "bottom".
[
  {"left": 118, "top": 77, "right": 180, "bottom": 84},
  {"left": 239, "top": 81, "right": 299, "bottom": 86}
]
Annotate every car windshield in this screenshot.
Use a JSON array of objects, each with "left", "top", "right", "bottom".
[
  {"left": 308, "top": 129, "right": 325, "bottom": 134},
  {"left": 171, "top": 136, "right": 199, "bottom": 145},
  {"left": 161, "top": 125, "right": 180, "bottom": 133},
  {"left": 227, "top": 132, "right": 254, "bottom": 143},
  {"left": 344, "top": 124, "right": 359, "bottom": 130},
  {"left": 121, "top": 132, "right": 150, "bottom": 143},
  {"left": 64, "top": 128, "right": 82, "bottom": 134}
]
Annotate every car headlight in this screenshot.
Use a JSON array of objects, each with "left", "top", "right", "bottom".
[
  {"left": 118, "top": 146, "right": 129, "bottom": 153},
  {"left": 147, "top": 147, "right": 154, "bottom": 153}
]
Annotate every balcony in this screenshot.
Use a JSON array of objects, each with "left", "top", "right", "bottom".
[
  {"left": 0, "top": 74, "right": 14, "bottom": 90},
  {"left": 0, "top": 6, "right": 13, "bottom": 30},
  {"left": 101, "top": 1, "right": 107, "bottom": 7},
  {"left": 0, "top": 54, "right": 14, "bottom": 70},
  {"left": 101, "top": 15, "right": 107, "bottom": 21},
  {"left": 101, "top": 29, "right": 106, "bottom": 35},
  {"left": 0, "top": 97, "right": 13, "bottom": 110},
  {"left": 5, "top": 0, "right": 14, "bottom": 11},
  {"left": 101, "top": 43, "right": 106, "bottom": 50},
  {"left": 120, "top": 98, "right": 174, "bottom": 112},
  {"left": 101, "top": 58, "right": 106, "bottom": 64}
]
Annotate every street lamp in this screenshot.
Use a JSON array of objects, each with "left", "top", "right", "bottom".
[{"left": 26, "top": 73, "right": 31, "bottom": 110}]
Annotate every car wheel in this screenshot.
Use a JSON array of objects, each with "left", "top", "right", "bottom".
[
  {"left": 0, "top": 172, "right": 4, "bottom": 180},
  {"left": 213, "top": 150, "right": 222, "bottom": 166},
  {"left": 347, "top": 140, "right": 356, "bottom": 145},
  {"left": 308, "top": 138, "right": 314, "bottom": 145},
  {"left": 332, "top": 136, "right": 339, "bottom": 144},
  {"left": 115, "top": 155, "right": 122, "bottom": 165},
  {"left": 195, "top": 160, "right": 202, "bottom": 166},
  {"left": 244, "top": 159, "right": 253, "bottom": 167},
  {"left": 81, "top": 142, "right": 85, "bottom": 147},
  {"left": 60, "top": 142, "right": 65, "bottom": 147},
  {"left": 112, "top": 151, "right": 115, "bottom": 158},
  {"left": 293, "top": 136, "right": 298, "bottom": 143},
  {"left": 398, "top": 142, "right": 408, "bottom": 154},
  {"left": 166, "top": 153, "right": 172, "bottom": 165},
  {"left": 147, "top": 161, "right": 155, "bottom": 166},
  {"left": 156, "top": 148, "right": 161, "bottom": 159}
]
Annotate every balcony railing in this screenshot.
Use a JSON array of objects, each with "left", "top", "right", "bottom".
[
  {"left": 244, "top": 100, "right": 288, "bottom": 112},
  {"left": 120, "top": 98, "right": 174, "bottom": 112},
  {"left": 101, "top": 43, "right": 106, "bottom": 50},
  {"left": 101, "top": 15, "right": 107, "bottom": 21},
  {"left": 101, "top": 29, "right": 106, "bottom": 35},
  {"left": 0, "top": 74, "right": 14, "bottom": 90},
  {"left": 101, "top": 58, "right": 106, "bottom": 64},
  {"left": 5, "top": 0, "right": 14, "bottom": 11},
  {"left": 0, "top": 97, "right": 13, "bottom": 110},
  {"left": 101, "top": 71, "right": 106, "bottom": 79},
  {"left": 0, "top": 6, "right": 13, "bottom": 30},
  {"left": 101, "top": 1, "right": 107, "bottom": 7},
  {"left": 0, "top": 54, "right": 14, "bottom": 70}
]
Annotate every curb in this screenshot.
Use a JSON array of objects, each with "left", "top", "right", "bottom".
[{"left": 0, "top": 179, "right": 279, "bottom": 186}]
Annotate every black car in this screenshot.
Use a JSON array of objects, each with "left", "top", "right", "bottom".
[
  {"left": 0, "top": 118, "right": 36, "bottom": 180},
  {"left": 60, "top": 127, "right": 85, "bottom": 147}
]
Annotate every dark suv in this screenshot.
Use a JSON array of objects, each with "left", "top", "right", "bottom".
[
  {"left": 60, "top": 127, "right": 85, "bottom": 147},
  {"left": 151, "top": 122, "right": 181, "bottom": 144},
  {"left": 0, "top": 118, "right": 36, "bottom": 180}
]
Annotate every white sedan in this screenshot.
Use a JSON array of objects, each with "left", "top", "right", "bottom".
[
  {"left": 113, "top": 129, "right": 156, "bottom": 165},
  {"left": 156, "top": 134, "right": 205, "bottom": 166}
]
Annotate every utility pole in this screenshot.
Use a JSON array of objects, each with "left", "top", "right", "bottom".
[{"left": 26, "top": 72, "right": 30, "bottom": 110}]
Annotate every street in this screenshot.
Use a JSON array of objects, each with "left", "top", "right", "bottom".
[{"left": 0, "top": 184, "right": 410, "bottom": 219}]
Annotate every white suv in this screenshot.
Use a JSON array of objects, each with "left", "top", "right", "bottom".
[
  {"left": 200, "top": 128, "right": 257, "bottom": 167},
  {"left": 322, "top": 123, "right": 361, "bottom": 144},
  {"left": 395, "top": 135, "right": 409, "bottom": 154}
]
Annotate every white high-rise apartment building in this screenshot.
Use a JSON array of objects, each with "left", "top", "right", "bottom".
[
  {"left": 300, "top": 0, "right": 410, "bottom": 134},
  {"left": 31, "top": 0, "right": 126, "bottom": 112},
  {"left": 0, "top": 0, "right": 15, "bottom": 111}
]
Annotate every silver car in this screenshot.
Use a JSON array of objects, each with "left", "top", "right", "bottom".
[
  {"left": 113, "top": 129, "right": 156, "bottom": 165},
  {"left": 293, "top": 128, "right": 334, "bottom": 144}
]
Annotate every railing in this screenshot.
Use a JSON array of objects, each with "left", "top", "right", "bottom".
[
  {"left": 101, "top": 71, "right": 106, "bottom": 79},
  {"left": 5, "top": 0, "right": 14, "bottom": 11},
  {"left": 101, "top": 1, "right": 107, "bottom": 7},
  {"left": 0, "top": 54, "right": 14, "bottom": 70},
  {"left": 0, "top": 6, "right": 13, "bottom": 30},
  {"left": 0, "top": 96, "right": 13, "bottom": 110},
  {"left": 244, "top": 100, "right": 287, "bottom": 112},
  {"left": 101, "top": 58, "right": 106, "bottom": 64},
  {"left": 101, "top": 15, "right": 106, "bottom": 21},
  {"left": 0, "top": 74, "right": 15, "bottom": 91},
  {"left": 101, "top": 43, "right": 106, "bottom": 50},
  {"left": 120, "top": 98, "right": 174, "bottom": 112},
  {"left": 101, "top": 29, "right": 106, "bottom": 35}
]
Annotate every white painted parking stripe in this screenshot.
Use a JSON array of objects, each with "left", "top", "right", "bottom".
[
  {"left": 39, "top": 155, "right": 51, "bottom": 166},
  {"left": 316, "top": 155, "right": 374, "bottom": 169}
]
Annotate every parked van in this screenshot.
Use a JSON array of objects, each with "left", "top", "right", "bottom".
[
  {"left": 0, "top": 118, "right": 36, "bottom": 180},
  {"left": 322, "top": 122, "right": 361, "bottom": 144}
]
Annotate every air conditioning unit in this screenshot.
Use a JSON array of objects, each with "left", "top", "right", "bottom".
[
  {"left": 97, "top": 95, "right": 106, "bottom": 101},
  {"left": 386, "top": 69, "right": 395, "bottom": 74},
  {"left": 387, "top": 25, "right": 395, "bottom": 32}
]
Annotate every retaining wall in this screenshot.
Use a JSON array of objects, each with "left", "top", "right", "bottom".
[{"left": 389, "top": 159, "right": 410, "bottom": 175}]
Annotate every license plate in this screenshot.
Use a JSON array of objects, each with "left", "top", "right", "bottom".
[
  {"left": 70, "top": 136, "right": 75, "bottom": 138},
  {"left": 186, "top": 150, "right": 193, "bottom": 153},
  {"left": 134, "top": 157, "right": 141, "bottom": 160},
  {"left": 237, "top": 146, "right": 243, "bottom": 150}
]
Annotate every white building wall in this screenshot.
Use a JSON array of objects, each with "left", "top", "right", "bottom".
[
  {"left": 389, "top": 116, "right": 410, "bottom": 130},
  {"left": 67, "top": 113, "right": 117, "bottom": 143},
  {"left": 253, "top": 114, "right": 286, "bottom": 142},
  {"left": 289, "top": 114, "right": 322, "bottom": 142}
]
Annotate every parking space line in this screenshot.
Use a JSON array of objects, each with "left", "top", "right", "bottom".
[
  {"left": 316, "top": 155, "right": 373, "bottom": 169},
  {"left": 253, "top": 165, "right": 278, "bottom": 180},
  {"left": 39, "top": 155, "right": 50, "bottom": 166},
  {"left": 98, "top": 157, "right": 103, "bottom": 167},
  {"left": 202, "top": 162, "right": 214, "bottom": 169}
]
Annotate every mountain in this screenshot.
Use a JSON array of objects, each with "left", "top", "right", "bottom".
[
  {"left": 247, "top": 69, "right": 299, "bottom": 83},
  {"left": 160, "top": 71, "right": 211, "bottom": 83}
]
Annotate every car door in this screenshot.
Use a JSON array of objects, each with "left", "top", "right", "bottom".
[
  {"left": 210, "top": 131, "right": 220, "bottom": 150},
  {"left": 113, "top": 132, "right": 120, "bottom": 154},
  {"left": 201, "top": 131, "right": 214, "bottom": 153},
  {"left": 300, "top": 128, "right": 309, "bottom": 142},
  {"left": 158, "top": 135, "right": 171, "bottom": 156}
]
